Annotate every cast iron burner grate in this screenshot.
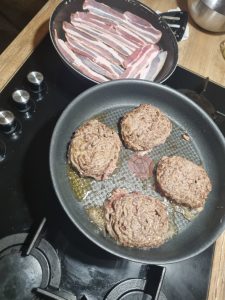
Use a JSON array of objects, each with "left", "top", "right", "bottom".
[
  {"left": 0, "top": 218, "right": 76, "bottom": 300},
  {"left": 0, "top": 218, "right": 165, "bottom": 300},
  {"left": 179, "top": 77, "right": 225, "bottom": 124},
  {"left": 105, "top": 267, "right": 165, "bottom": 300}
]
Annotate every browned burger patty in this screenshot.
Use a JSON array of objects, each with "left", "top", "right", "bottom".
[
  {"left": 68, "top": 119, "right": 121, "bottom": 180},
  {"left": 156, "top": 156, "right": 212, "bottom": 208},
  {"left": 121, "top": 104, "right": 172, "bottom": 152},
  {"left": 104, "top": 189, "right": 169, "bottom": 248}
]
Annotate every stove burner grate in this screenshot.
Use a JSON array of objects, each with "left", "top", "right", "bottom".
[
  {"left": 179, "top": 77, "right": 225, "bottom": 124},
  {"left": 105, "top": 265, "right": 165, "bottom": 300},
  {"left": 0, "top": 218, "right": 166, "bottom": 300},
  {"left": 0, "top": 218, "right": 75, "bottom": 300}
]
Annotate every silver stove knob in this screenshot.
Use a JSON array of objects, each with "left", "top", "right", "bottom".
[
  {"left": 12, "top": 90, "right": 30, "bottom": 111},
  {"left": 27, "top": 71, "right": 44, "bottom": 92},
  {"left": 0, "top": 110, "right": 17, "bottom": 133}
]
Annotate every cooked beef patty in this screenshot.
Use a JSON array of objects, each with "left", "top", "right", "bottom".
[
  {"left": 121, "top": 104, "right": 172, "bottom": 152},
  {"left": 156, "top": 156, "right": 212, "bottom": 208},
  {"left": 104, "top": 189, "right": 169, "bottom": 248},
  {"left": 68, "top": 119, "right": 121, "bottom": 180}
]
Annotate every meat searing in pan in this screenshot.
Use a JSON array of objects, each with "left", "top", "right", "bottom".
[
  {"left": 121, "top": 104, "right": 172, "bottom": 153},
  {"left": 68, "top": 119, "right": 121, "bottom": 180},
  {"left": 156, "top": 156, "right": 212, "bottom": 208},
  {"left": 104, "top": 188, "right": 169, "bottom": 248}
]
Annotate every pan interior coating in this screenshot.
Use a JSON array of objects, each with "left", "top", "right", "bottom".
[
  {"left": 50, "top": 80, "right": 225, "bottom": 264},
  {"left": 68, "top": 105, "right": 202, "bottom": 235}
]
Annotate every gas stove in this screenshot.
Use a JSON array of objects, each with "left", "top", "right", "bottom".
[{"left": 0, "top": 35, "right": 225, "bottom": 300}]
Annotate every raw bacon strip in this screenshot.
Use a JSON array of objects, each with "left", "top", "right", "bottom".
[
  {"left": 71, "top": 11, "right": 112, "bottom": 25},
  {"left": 66, "top": 34, "right": 123, "bottom": 78},
  {"left": 83, "top": 0, "right": 124, "bottom": 23},
  {"left": 74, "top": 12, "right": 147, "bottom": 45},
  {"left": 55, "top": 35, "right": 108, "bottom": 82},
  {"left": 63, "top": 22, "right": 124, "bottom": 65},
  {"left": 64, "top": 21, "right": 132, "bottom": 56},
  {"left": 71, "top": 56, "right": 109, "bottom": 82},
  {"left": 123, "top": 48, "right": 140, "bottom": 69},
  {"left": 72, "top": 12, "right": 145, "bottom": 47},
  {"left": 55, "top": 35, "right": 77, "bottom": 64},
  {"left": 71, "top": 19, "right": 137, "bottom": 51},
  {"left": 63, "top": 21, "right": 97, "bottom": 41},
  {"left": 57, "top": 0, "right": 166, "bottom": 82},
  {"left": 140, "top": 51, "right": 168, "bottom": 81},
  {"left": 83, "top": 0, "right": 162, "bottom": 44},
  {"left": 113, "top": 24, "right": 146, "bottom": 47},
  {"left": 123, "top": 14, "right": 162, "bottom": 44},
  {"left": 79, "top": 56, "right": 119, "bottom": 80},
  {"left": 67, "top": 33, "right": 124, "bottom": 67},
  {"left": 69, "top": 24, "right": 132, "bottom": 56},
  {"left": 123, "top": 44, "right": 159, "bottom": 69},
  {"left": 70, "top": 20, "right": 136, "bottom": 55},
  {"left": 120, "top": 45, "right": 160, "bottom": 79}
]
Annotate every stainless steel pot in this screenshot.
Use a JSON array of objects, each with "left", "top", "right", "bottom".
[{"left": 188, "top": 0, "right": 225, "bottom": 32}]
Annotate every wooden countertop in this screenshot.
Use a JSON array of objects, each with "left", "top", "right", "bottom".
[{"left": 0, "top": 0, "right": 225, "bottom": 299}]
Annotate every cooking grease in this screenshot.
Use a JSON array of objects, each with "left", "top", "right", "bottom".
[{"left": 67, "top": 165, "right": 92, "bottom": 201}]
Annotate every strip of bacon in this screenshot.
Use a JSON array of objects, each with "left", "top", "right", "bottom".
[
  {"left": 63, "top": 21, "right": 125, "bottom": 65},
  {"left": 123, "top": 44, "right": 159, "bottom": 69},
  {"left": 66, "top": 34, "right": 123, "bottom": 79},
  {"left": 112, "top": 24, "right": 146, "bottom": 47},
  {"left": 122, "top": 17, "right": 162, "bottom": 44},
  {"left": 78, "top": 56, "right": 119, "bottom": 80},
  {"left": 120, "top": 45, "right": 160, "bottom": 78},
  {"left": 55, "top": 34, "right": 108, "bottom": 82},
  {"left": 83, "top": 0, "right": 124, "bottom": 23},
  {"left": 71, "top": 12, "right": 145, "bottom": 47},
  {"left": 71, "top": 18, "right": 137, "bottom": 51},
  {"left": 140, "top": 51, "right": 168, "bottom": 81},
  {"left": 71, "top": 11, "right": 111, "bottom": 26},
  {"left": 57, "top": 0, "right": 166, "bottom": 82},
  {"left": 83, "top": 0, "right": 162, "bottom": 44},
  {"left": 70, "top": 20, "right": 136, "bottom": 55}
]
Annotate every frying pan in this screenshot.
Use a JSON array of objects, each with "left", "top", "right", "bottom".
[
  {"left": 50, "top": 80, "right": 225, "bottom": 264},
  {"left": 49, "top": 0, "right": 178, "bottom": 83}
]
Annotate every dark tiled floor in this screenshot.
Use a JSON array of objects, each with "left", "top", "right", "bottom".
[{"left": 0, "top": 0, "right": 47, "bottom": 54}]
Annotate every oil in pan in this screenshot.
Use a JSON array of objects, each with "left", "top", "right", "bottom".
[{"left": 67, "top": 105, "right": 203, "bottom": 239}]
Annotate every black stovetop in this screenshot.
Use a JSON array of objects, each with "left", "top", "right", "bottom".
[{"left": 1, "top": 35, "right": 225, "bottom": 300}]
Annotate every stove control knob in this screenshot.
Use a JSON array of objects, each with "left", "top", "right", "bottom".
[
  {"left": 12, "top": 89, "right": 30, "bottom": 112},
  {"left": 0, "top": 110, "right": 17, "bottom": 134},
  {"left": 27, "top": 71, "right": 44, "bottom": 92}
]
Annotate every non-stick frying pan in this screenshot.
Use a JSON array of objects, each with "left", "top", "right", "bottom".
[
  {"left": 50, "top": 80, "right": 225, "bottom": 264},
  {"left": 49, "top": 0, "right": 178, "bottom": 84}
]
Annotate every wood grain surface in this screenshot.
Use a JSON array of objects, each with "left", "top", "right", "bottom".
[
  {"left": 0, "top": 0, "right": 61, "bottom": 91},
  {"left": 145, "top": 0, "right": 225, "bottom": 87},
  {"left": 0, "top": 1, "right": 225, "bottom": 299}
]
